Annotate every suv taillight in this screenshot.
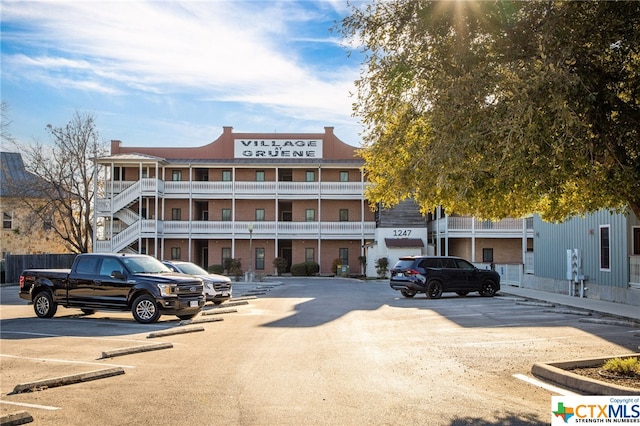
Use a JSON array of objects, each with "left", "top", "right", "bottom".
[
  {"left": 19, "top": 275, "right": 24, "bottom": 288},
  {"left": 405, "top": 269, "right": 420, "bottom": 276}
]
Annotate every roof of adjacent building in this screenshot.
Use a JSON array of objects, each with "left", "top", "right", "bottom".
[{"left": 0, "top": 152, "right": 51, "bottom": 198}]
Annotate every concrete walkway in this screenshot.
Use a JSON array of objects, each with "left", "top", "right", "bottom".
[{"left": 499, "top": 285, "right": 640, "bottom": 323}]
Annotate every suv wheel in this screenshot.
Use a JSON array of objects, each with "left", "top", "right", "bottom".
[
  {"left": 400, "top": 290, "right": 416, "bottom": 298},
  {"left": 426, "top": 281, "right": 443, "bottom": 299},
  {"left": 479, "top": 281, "right": 497, "bottom": 297}
]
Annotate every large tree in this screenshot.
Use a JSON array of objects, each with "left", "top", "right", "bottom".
[
  {"left": 13, "top": 112, "right": 107, "bottom": 253},
  {"left": 341, "top": 0, "right": 640, "bottom": 221}
]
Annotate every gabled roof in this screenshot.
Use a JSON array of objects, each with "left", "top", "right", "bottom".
[{"left": 0, "top": 152, "right": 51, "bottom": 198}]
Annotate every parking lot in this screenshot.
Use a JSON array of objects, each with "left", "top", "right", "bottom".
[{"left": 1, "top": 278, "right": 638, "bottom": 425}]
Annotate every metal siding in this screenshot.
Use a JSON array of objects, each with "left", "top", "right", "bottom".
[{"left": 533, "top": 211, "right": 629, "bottom": 288}]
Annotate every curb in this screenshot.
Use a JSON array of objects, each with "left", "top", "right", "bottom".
[
  {"left": 531, "top": 353, "right": 640, "bottom": 395},
  {"left": 10, "top": 367, "right": 125, "bottom": 394},
  {"left": 0, "top": 411, "right": 33, "bottom": 426}
]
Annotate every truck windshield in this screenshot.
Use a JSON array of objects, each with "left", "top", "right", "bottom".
[{"left": 122, "top": 256, "right": 171, "bottom": 274}]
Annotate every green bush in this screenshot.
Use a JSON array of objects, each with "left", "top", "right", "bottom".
[
  {"left": 290, "top": 262, "right": 320, "bottom": 276},
  {"left": 290, "top": 263, "right": 307, "bottom": 276},
  {"left": 305, "top": 262, "right": 319, "bottom": 276},
  {"left": 208, "top": 264, "right": 224, "bottom": 274},
  {"left": 273, "top": 257, "right": 288, "bottom": 275}
]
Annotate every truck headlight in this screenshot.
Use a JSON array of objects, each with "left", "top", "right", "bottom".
[{"left": 157, "top": 283, "right": 177, "bottom": 296}]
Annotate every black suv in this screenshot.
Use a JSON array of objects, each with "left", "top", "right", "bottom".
[{"left": 389, "top": 256, "right": 500, "bottom": 299}]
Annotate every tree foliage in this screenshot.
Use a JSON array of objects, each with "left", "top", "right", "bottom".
[
  {"left": 341, "top": 0, "right": 640, "bottom": 221},
  {"left": 14, "top": 112, "right": 107, "bottom": 253}
]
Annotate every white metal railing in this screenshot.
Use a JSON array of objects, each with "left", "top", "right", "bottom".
[
  {"left": 95, "top": 221, "right": 140, "bottom": 253},
  {"left": 429, "top": 216, "right": 533, "bottom": 234},
  {"left": 104, "top": 180, "right": 368, "bottom": 197},
  {"left": 114, "top": 208, "right": 138, "bottom": 225},
  {"left": 495, "top": 263, "right": 523, "bottom": 286},
  {"left": 630, "top": 256, "right": 640, "bottom": 289}
]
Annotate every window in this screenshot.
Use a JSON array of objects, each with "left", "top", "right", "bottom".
[
  {"left": 305, "top": 248, "right": 315, "bottom": 263},
  {"left": 306, "top": 209, "right": 315, "bottom": 221},
  {"left": 256, "top": 248, "right": 265, "bottom": 270},
  {"left": 222, "top": 170, "right": 232, "bottom": 181},
  {"left": 171, "top": 208, "right": 181, "bottom": 220},
  {"left": 3, "top": 212, "right": 12, "bottom": 229},
  {"left": 340, "top": 171, "right": 349, "bottom": 182},
  {"left": 222, "top": 247, "right": 231, "bottom": 266},
  {"left": 75, "top": 257, "right": 99, "bottom": 274},
  {"left": 171, "top": 247, "right": 181, "bottom": 260},
  {"left": 339, "top": 248, "right": 349, "bottom": 265},
  {"left": 43, "top": 214, "right": 53, "bottom": 231},
  {"left": 256, "top": 171, "right": 265, "bottom": 182},
  {"left": 255, "top": 209, "right": 265, "bottom": 221},
  {"left": 482, "top": 248, "right": 494, "bottom": 263},
  {"left": 100, "top": 258, "right": 123, "bottom": 277},
  {"left": 221, "top": 208, "right": 231, "bottom": 221},
  {"left": 141, "top": 168, "right": 148, "bottom": 178},
  {"left": 633, "top": 227, "right": 640, "bottom": 255},
  {"left": 172, "top": 170, "right": 182, "bottom": 181},
  {"left": 306, "top": 171, "right": 315, "bottom": 182},
  {"left": 600, "top": 225, "right": 610, "bottom": 270},
  {"left": 339, "top": 209, "right": 349, "bottom": 222}
]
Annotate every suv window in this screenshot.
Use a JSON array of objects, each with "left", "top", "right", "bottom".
[
  {"left": 420, "top": 258, "right": 439, "bottom": 268},
  {"left": 455, "top": 259, "right": 475, "bottom": 270},
  {"left": 394, "top": 259, "right": 415, "bottom": 270},
  {"left": 439, "top": 258, "right": 457, "bottom": 268}
]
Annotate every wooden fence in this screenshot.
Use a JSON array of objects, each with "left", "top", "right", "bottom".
[{"left": 2, "top": 254, "right": 77, "bottom": 284}]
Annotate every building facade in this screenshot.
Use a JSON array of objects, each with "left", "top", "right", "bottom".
[
  {"left": 0, "top": 152, "right": 70, "bottom": 257},
  {"left": 94, "top": 127, "right": 376, "bottom": 276},
  {"left": 524, "top": 208, "right": 640, "bottom": 306}
]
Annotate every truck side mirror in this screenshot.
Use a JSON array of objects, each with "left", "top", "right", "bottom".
[{"left": 112, "top": 271, "right": 125, "bottom": 280}]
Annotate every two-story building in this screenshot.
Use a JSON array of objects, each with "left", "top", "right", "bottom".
[{"left": 93, "top": 127, "right": 376, "bottom": 275}]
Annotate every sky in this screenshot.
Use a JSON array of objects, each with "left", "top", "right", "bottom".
[{"left": 1, "top": 0, "right": 367, "bottom": 149}]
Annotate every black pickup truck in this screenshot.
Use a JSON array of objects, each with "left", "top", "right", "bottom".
[{"left": 19, "top": 253, "right": 205, "bottom": 323}]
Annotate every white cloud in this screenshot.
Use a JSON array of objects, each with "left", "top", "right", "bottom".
[{"left": 1, "top": 0, "right": 365, "bottom": 146}]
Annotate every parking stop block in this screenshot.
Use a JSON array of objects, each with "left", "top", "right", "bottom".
[
  {"left": 11, "top": 367, "right": 125, "bottom": 394},
  {"left": 147, "top": 326, "right": 205, "bottom": 338},
  {"left": 100, "top": 342, "right": 173, "bottom": 359},
  {"left": 201, "top": 308, "right": 237, "bottom": 316},
  {"left": 0, "top": 410, "right": 33, "bottom": 425}
]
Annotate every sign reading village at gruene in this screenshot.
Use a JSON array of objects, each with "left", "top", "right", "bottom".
[{"left": 234, "top": 139, "right": 323, "bottom": 159}]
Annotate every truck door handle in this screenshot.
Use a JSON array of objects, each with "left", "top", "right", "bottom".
[{"left": 93, "top": 280, "right": 102, "bottom": 285}]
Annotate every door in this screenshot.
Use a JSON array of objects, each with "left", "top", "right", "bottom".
[
  {"left": 91, "top": 257, "right": 129, "bottom": 308},
  {"left": 455, "top": 258, "right": 480, "bottom": 291},
  {"left": 67, "top": 256, "right": 101, "bottom": 305}
]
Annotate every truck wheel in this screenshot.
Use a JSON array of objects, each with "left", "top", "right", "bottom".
[
  {"left": 33, "top": 291, "right": 58, "bottom": 318},
  {"left": 132, "top": 295, "right": 161, "bottom": 324},
  {"left": 426, "top": 281, "right": 443, "bottom": 299}
]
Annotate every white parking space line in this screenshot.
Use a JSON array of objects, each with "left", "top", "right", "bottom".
[
  {"left": 0, "top": 400, "right": 61, "bottom": 410},
  {"left": 1, "top": 330, "right": 149, "bottom": 343},
  {"left": 513, "top": 374, "right": 578, "bottom": 396},
  {"left": 0, "top": 354, "right": 135, "bottom": 369}
]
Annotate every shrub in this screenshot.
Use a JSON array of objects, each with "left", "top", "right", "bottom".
[
  {"left": 290, "top": 261, "right": 320, "bottom": 276},
  {"left": 273, "top": 257, "right": 288, "bottom": 275},
  {"left": 290, "top": 263, "right": 307, "bottom": 276},
  {"left": 224, "top": 258, "right": 242, "bottom": 280},
  {"left": 602, "top": 357, "right": 640, "bottom": 377},
  {"left": 305, "top": 262, "right": 319, "bottom": 276},
  {"left": 375, "top": 257, "right": 389, "bottom": 278},
  {"left": 208, "top": 264, "right": 224, "bottom": 274}
]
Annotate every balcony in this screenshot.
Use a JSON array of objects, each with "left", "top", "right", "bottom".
[
  {"left": 428, "top": 216, "right": 534, "bottom": 238},
  {"left": 100, "top": 180, "right": 367, "bottom": 201},
  {"left": 97, "top": 220, "right": 376, "bottom": 250}
]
